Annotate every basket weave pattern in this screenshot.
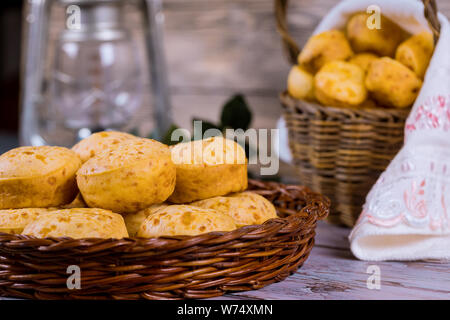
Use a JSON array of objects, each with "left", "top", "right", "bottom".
[
  {"left": 282, "top": 95, "right": 409, "bottom": 226},
  {"left": 0, "top": 180, "right": 329, "bottom": 300},
  {"left": 276, "top": 0, "right": 440, "bottom": 227}
]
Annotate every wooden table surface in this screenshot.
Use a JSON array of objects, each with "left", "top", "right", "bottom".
[
  {"left": 1, "top": 221, "right": 447, "bottom": 301},
  {"left": 0, "top": 137, "right": 449, "bottom": 300},
  {"left": 3, "top": 0, "right": 450, "bottom": 302},
  {"left": 217, "top": 221, "right": 450, "bottom": 300}
]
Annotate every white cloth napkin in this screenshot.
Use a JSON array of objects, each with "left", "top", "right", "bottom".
[{"left": 333, "top": 0, "right": 450, "bottom": 261}]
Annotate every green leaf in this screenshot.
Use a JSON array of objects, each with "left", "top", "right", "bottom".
[
  {"left": 192, "top": 118, "right": 223, "bottom": 140},
  {"left": 162, "top": 124, "right": 186, "bottom": 146},
  {"left": 128, "top": 128, "right": 141, "bottom": 137},
  {"left": 148, "top": 124, "right": 186, "bottom": 145},
  {"left": 147, "top": 130, "right": 156, "bottom": 140},
  {"left": 220, "top": 94, "right": 252, "bottom": 130}
]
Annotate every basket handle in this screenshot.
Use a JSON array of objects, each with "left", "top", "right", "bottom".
[{"left": 275, "top": 0, "right": 441, "bottom": 65}]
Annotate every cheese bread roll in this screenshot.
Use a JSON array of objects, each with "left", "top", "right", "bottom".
[
  {"left": 60, "top": 193, "right": 87, "bottom": 209},
  {"left": 366, "top": 57, "right": 422, "bottom": 108},
  {"left": 298, "top": 30, "right": 353, "bottom": 73},
  {"left": 0, "top": 146, "right": 81, "bottom": 209},
  {"left": 348, "top": 53, "right": 378, "bottom": 73},
  {"left": 192, "top": 192, "right": 277, "bottom": 227},
  {"left": 346, "top": 12, "right": 406, "bottom": 57},
  {"left": 169, "top": 136, "right": 247, "bottom": 203},
  {"left": 77, "top": 138, "right": 176, "bottom": 213},
  {"left": 395, "top": 32, "right": 434, "bottom": 78},
  {"left": 72, "top": 131, "right": 137, "bottom": 163},
  {"left": 123, "top": 203, "right": 169, "bottom": 237},
  {"left": 287, "top": 65, "right": 315, "bottom": 100},
  {"left": 137, "top": 205, "right": 236, "bottom": 237},
  {"left": 314, "top": 61, "right": 367, "bottom": 107},
  {"left": 22, "top": 208, "right": 128, "bottom": 239},
  {"left": 0, "top": 208, "right": 55, "bottom": 234}
]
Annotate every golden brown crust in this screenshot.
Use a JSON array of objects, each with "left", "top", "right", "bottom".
[
  {"left": 22, "top": 208, "right": 128, "bottom": 239},
  {"left": 123, "top": 203, "right": 169, "bottom": 237},
  {"left": 0, "top": 208, "right": 55, "bottom": 234},
  {"left": 0, "top": 146, "right": 81, "bottom": 209},
  {"left": 72, "top": 131, "right": 137, "bottom": 163},
  {"left": 287, "top": 65, "right": 315, "bottom": 100},
  {"left": 366, "top": 57, "right": 422, "bottom": 108},
  {"left": 298, "top": 30, "right": 354, "bottom": 73},
  {"left": 59, "top": 193, "right": 87, "bottom": 209},
  {"left": 348, "top": 52, "right": 379, "bottom": 73},
  {"left": 346, "top": 12, "right": 406, "bottom": 57},
  {"left": 191, "top": 191, "right": 277, "bottom": 227},
  {"left": 314, "top": 61, "right": 367, "bottom": 107},
  {"left": 169, "top": 163, "right": 248, "bottom": 204},
  {"left": 77, "top": 138, "right": 176, "bottom": 213},
  {"left": 395, "top": 32, "right": 434, "bottom": 78},
  {"left": 137, "top": 205, "right": 236, "bottom": 237},
  {"left": 169, "top": 137, "right": 248, "bottom": 203}
]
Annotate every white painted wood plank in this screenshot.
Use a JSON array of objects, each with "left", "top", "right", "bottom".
[{"left": 224, "top": 223, "right": 450, "bottom": 300}]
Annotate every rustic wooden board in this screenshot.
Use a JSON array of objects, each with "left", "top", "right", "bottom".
[
  {"left": 43, "top": 0, "right": 450, "bottom": 133},
  {"left": 1, "top": 221, "right": 447, "bottom": 300},
  {"left": 162, "top": 0, "right": 450, "bottom": 131},
  {"left": 165, "top": 2, "right": 450, "bottom": 299},
  {"left": 2, "top": 0, "right": 450, "bottom": 301},
  {"left": 217, "top": 221, "right": 450, "bottom": 300}
]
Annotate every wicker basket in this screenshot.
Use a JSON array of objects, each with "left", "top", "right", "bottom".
[
  {"left": 275, "top": 0, "right": 441, "bottom": 227},
  {"left": 0, "top": 180, "right": 329, "bottom": 300}
]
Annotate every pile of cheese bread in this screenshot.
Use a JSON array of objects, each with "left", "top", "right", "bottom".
[
  {"left": 287, "top": 12, "right": 434, "bottom": 109},
  {"left": 0, "top": 132, "right": 277, "bottom": 239}
]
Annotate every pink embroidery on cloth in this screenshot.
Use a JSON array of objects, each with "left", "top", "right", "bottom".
[
  {"left": 365, "top": 210, "right": 404, "bottom": 227},
  {"left": 361, "top": 175, "right": 450, "bottom": 231},
  {"left": 404, "top": 180, "right": 427, "bottom": 219},
  {"left": 437, "top": 185, "right": 449, "bottom": 231},
  {"left": 360, "top": 180, "right": 427, "bottom": 228},
  {"left": 405, "top": 94, "right": 450, "bottom": 136},
  {"left": 358, "top": 94, "right": 450, "bottom": 231}
]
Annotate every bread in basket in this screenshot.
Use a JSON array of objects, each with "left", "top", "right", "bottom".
[
  {"left": 0, "top": 133, "right": 329, "bottom": 299},
  {"left": 276, "top": 0, "right": 440, "bottom": 226}
]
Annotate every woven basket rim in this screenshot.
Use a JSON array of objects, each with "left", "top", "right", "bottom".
[
  {"left": 280, "top": 93, "right": 408, "bottom": 227},
  {"left": 0, "top": 179, "right": 329, "bottom": 247},
  {"left": 280, "top": 92, "right": 411, "bottom": 119},
  {"left": 0, "top": 179, "right": 330, "bottom": 300}
]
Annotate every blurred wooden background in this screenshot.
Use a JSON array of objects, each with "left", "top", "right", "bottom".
[
  {"left": 163, "top": 0, "right": 450, "bottom": 130},
  {"left": 1, "top": 0, "right": 449, "bottom": 138}
]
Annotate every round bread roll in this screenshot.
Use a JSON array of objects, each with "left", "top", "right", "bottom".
[
  {"left": 287, "top": 65, "right": 315, "bottom": 100},
  {"left": 169, "top": 136, "right": 248, "bottom": 203},
  {"left": 77, "top": 138, "right": 176, "bottom": 213},
  {"left": 298, "top": 30, "right": 353, "bottom": 73},
  {"left": 395, "top": 32, "right": 434, "bottom": 78},
  {"left": 137, "top": 205, "right": 236, "bottom": 238},
  {"left": 191, "top": 192, "right": 277, "bottom": 227},
  {"left": 72, "top": 131, "right": 137, "bottom": 163},
  {"left": 348, "top": 53, "right": 379, "bottom": 73},
  {"left": 346, "top": 12, "right": 406, "bottom": 57},
  {"left": 358, "top": 99, "right": 378, "bottom": 109},
  {"left": 60, "top": 193, "right": 87, "bottom": 209},
  {"left": 0, "top": 146, "right": 81, "bottom": 209},
  {"left": 123, "top": 203, "right": 169, "bottom": 237},
  {"left": 366, "top": 57, "right": 422, "bottom": 108},
  {"left": 0, "top": 208, "right": 55, "bottom": 234},
  {"left": 22, "top": 208, "right": 128, "bottom": 239},
  {"left": 314, "top": 61, "right": 367, "bottom": 107}
]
